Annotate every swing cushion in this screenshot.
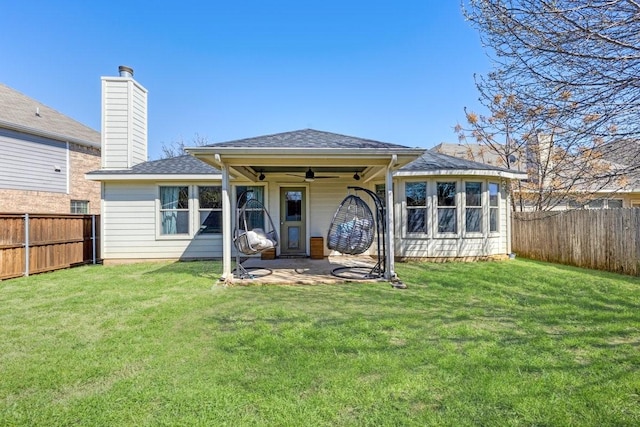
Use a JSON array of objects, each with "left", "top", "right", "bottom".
[
  {"left": 245, "top": 228, "right": 277, "bottom": 251},
  {"left": 235, "top": 228, "right": 277, "bottom": 255}
]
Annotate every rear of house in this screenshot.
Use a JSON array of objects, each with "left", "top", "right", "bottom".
[{"left": 88, "top": 67, "right": 526, "bottom": 280}]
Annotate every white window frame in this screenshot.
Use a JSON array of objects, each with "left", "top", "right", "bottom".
[
  {"left": 464, "top": 181, "right": 483, "bottom": 236},
  {"left": 70, "top": 200, "right": 89, "bottom": 214},
  {"left": 404, "top": 180, "right": 430, "bottom": 237},
  {"left": 196, "top": 185, "right": 223, "bottom": 236},
  {"left": 435, "top": 181, "right": 459, "bottom": 237},
  {"left": 157, "top": 185, "right": 191, "bottom": 239},
  {"left": 489, "top": 182, "right": 500, "bottom": 234}
]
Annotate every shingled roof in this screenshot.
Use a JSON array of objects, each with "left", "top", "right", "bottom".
[
  {"left": 206, "top": 129, "right": 411, "bottom": 149},
  {"left": 87, "top": 154, "right": 220, "bottom": 176},
  {"left": 0, "top": 82, "right": 100, "bottom": 147},
  {"left": 400, "top": 149, "right": 518, "bottom": 173}
]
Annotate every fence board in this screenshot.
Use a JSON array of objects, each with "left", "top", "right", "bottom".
[
  {"left": 512, "top": 209, "right": 640, "bottom": 276},
  {"left": 0, "top": 214, "right": 100, "bottom": 280}
]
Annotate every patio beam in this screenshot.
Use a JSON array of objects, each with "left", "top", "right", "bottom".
[
  {"left": 385, "top": 155, "right": 397, "bottom": 280},
  {"left": 217, "top": 154, "right": 233, "bottom": 281}
]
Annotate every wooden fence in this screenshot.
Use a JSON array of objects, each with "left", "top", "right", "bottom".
[
  {"left": 0, "top": 214, "right": 100, "bottom": 280},
  {"left": 512, "top": 209, "right": 640, "bottom": 276}
]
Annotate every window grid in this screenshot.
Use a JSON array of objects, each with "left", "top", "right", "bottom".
[{"left": 70, "top": 200, "right": 89, "bottom": 214}]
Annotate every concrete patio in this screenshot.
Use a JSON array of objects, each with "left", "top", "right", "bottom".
[{"left": 230, "top": 255, "right": 386, "bottom": 285}]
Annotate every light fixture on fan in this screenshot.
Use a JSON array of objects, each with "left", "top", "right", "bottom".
[{"left": 304, "top": 168, "right": 315, "bottom": 182}]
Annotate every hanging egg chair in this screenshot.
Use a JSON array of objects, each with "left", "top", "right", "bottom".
[{"left": 327, "top": 194, "right": 375, "bottom": 255}]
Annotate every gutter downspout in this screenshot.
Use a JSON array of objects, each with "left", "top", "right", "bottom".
[
  {"left": 215, "top": 154, "right": 233, "bottom": 281},
  {"left": 385, "top": 155, "right": 397, "bottom": 281}
]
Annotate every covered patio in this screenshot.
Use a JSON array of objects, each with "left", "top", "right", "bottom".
[
  {"left": 231, "top": 255, "right": 388, "bottom": 285},
  {"left": 186, "top": 130, "right": 425, "bottom": 284}
]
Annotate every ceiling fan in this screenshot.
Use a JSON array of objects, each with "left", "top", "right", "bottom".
[{"left": 286, "top": 168, "right": 339, "bottom": 182}]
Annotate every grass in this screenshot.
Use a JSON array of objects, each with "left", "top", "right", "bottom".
[{"left": 0, "top": 259, "right": 639, "bottom": 426}]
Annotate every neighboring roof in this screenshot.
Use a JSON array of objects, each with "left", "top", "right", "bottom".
[
  {"left": 0, "top": 82, "right": 100, "bottom": 148},
  {"left": 87, "top": 155, "right": 220, "bottom": 179},
  {"left": 432, "top": 142, "right": 527, "bottom": 172},
  {"left": 399, "top": 150, "right": 527, "bottom": 180},
  {"left": 598, "top": 139, "right": 640, "bottom": 168},
  {"left": 205, "top": 129, "right": 411, "bottom": 150}
]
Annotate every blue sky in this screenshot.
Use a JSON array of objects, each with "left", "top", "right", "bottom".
[{"left": 1, "top": 0, "right": 490, "bottom": 160}]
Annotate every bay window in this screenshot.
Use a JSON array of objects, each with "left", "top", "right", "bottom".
[
  {"left": 406, "top": 182, "right": 427, "bottom": 233},
  {"left": 465, "top": 182, "right": 482, "bottom": 233},
  {"left": 489, "top": 182, "right": 499, "bottom": 232},
  {"left": 437, "top": 182, "right": 457, "bottom": 233}
]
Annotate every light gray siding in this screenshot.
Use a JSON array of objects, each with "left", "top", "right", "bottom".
[
  {"left": 102, "top": 182, "right": 221, "bottom": 260},
  {"left": 0, "top": 128, "right": 67, "bottom": 192},
  {"left": 396, "top": 177, "right": 510, "bottom": 258},
  {"left": 101, "top": 78, "right": 147, "bottom": 169}
]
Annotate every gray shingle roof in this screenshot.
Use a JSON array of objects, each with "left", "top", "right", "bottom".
[
  {"left": 206, "top": 129, "right": 411, "bottom": 149},
  {"left": 401, "top": 150, "right": 516, "bottom": 173},
  {"left": 0, "top": 83, "right": 100, "bottom": 147},
  {"left": 87, "top": 154, "right": 220, "bottom": 175}
]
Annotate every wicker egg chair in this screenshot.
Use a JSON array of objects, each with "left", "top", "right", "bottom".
[
  {"left": 327, "top": 194, "right": 375, "bottom": 255},
  {"left": 233, "top": 194, "right": 278, "bottom": 279}
]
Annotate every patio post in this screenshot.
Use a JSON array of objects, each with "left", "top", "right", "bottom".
[
  {"left": 384, "top": 155, "right": 397, "bottom": 280},
  {"left": 220, "top": 157, "right": 232, "bottom": 280}
]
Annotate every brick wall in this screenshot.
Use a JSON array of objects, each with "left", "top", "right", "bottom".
[{"left": 0, "top": 143, "right": 101, "bottom": 214}]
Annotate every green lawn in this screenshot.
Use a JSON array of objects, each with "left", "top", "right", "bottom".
[{"left": 0, "top": 259, "right": 638, "bottom": 426}]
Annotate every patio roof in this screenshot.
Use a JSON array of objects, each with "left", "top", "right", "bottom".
[{"left": 186, "top": 129, "right": 426, "bottom": 182}]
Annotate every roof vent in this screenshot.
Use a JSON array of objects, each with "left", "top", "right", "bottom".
[{"left": 118, "top": 65, "right": 134, "bottom": 78}]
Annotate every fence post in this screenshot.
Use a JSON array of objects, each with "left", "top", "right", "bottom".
[
  {"left": 24, "top": 214, "right": 30, "bottom": 277},
  {"left": 91, "top": 215, "right": 97, "bottom": 265}
]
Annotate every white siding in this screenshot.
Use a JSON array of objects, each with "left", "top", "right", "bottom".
[
  {"left": 0, "top": 128, "right": 67, "bottom": 192},
  {"left": 101, "top": 175, "right": 512, "bottom": 262},
  {"left": 101, "top": 78, "right": 147, "bottom": 169},
  {"left": 102, "top": 182, "right": 221, "bottom": 260},
  {"left": 308, "top": 179, "right": 359, "bottom": 256},
  {"left": 396, "top": 177, "right": 511, "bottom": 258}
]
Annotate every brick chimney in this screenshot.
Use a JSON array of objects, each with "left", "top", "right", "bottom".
[{"left": 101, "top": 66, "right": 148, "bottom": 169}]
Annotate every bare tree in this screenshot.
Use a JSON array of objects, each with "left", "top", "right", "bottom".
[
  {"left": 159, "top": 134, "right": 210, "bottom": 159},
  {"left": 461, "top": 0, "right": 639, "bottom": 210}
]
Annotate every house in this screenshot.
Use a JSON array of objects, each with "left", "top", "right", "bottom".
[
  {"left": 88, "top": 67, "right": 526, "bottom": 281},
  {"left": 0, "top": 83, "right": 101, "bottom": 214},
  {"left": 435, "top": 141, "right": 640, "bottom": 210}
]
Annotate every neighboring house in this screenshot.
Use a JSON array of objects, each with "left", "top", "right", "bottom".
[
  {"left": 434, "top": 141, "right": 640, "bottom": 209},
  {"left": 88, "top": 67, "right": 526, "bottom": 280},
  {"left": 0, "top": 83, "right": 101, "bottom": 214}
]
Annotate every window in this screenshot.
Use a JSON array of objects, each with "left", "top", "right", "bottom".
[
  {"left": 489, "top": 183, "right": 499, "bottom": 232},
  {"left": 160, "top": 186, "right": 189, "bottom": 235},
  {"left": 406, "top": 182, "right": 427, "bottom": 233},
  {"left": 237, "top": 186, "right": 265, "bottom": 230},
  {"left": 437, "top": 182, "right": 457, "bottom": 233},
  {"left": 198, "top": 186, "right": 222, "bottom": 234},
  {"left": 70, "top": 200, "right": 88, "bottom": 214},
  {"left": 607, "top": 199, "right": 623, "bottom": 209},
  {"left": 587, "top": 199, "right": 604, "bottom": 209},
  {"left": 465, "top": 182, "right": 482, "bottom": 233}
]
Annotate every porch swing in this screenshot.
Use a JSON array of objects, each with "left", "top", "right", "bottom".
[
  {"left": 327, "top": 186, "right": 386, "bottom": 280},
  {"left": 233, "top": 190, "right": 279, "bottom": 278}
]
